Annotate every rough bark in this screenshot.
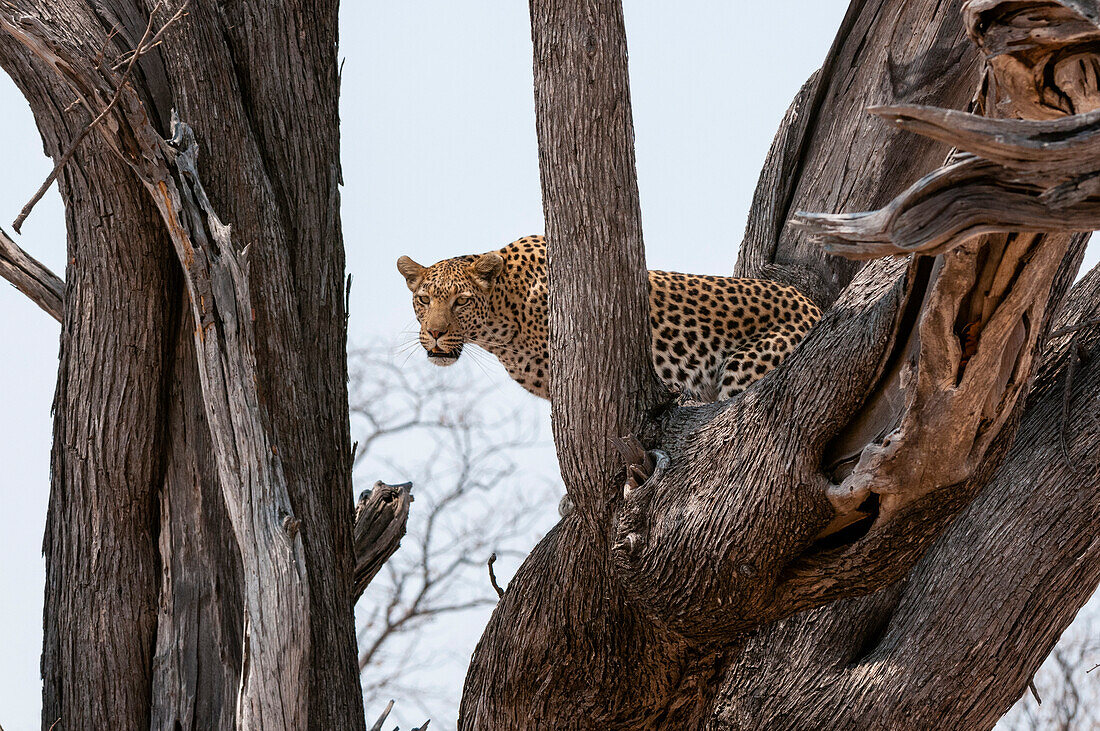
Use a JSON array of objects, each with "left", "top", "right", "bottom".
[
  {"left": 0, "top": 225, "right": 62, "bottom": 320},
  {"left": 0, "top": 1, "right": 366, "bottom": 728},
  {"left": 462, "top": 3, "right": 674, "bottom": 726},
  {"left": 0, "top": 20, "right": 175, "bottom": 728},
  {"left": 533, "top": 0, "right": 664, "bottom": 531},
  {"left": 710, "top": 257, "right": 1100, "bottom": 730},
  {"left": 462, "top": 0, "right": 1100, "bottom": 729},
  {"left": 352, "top": 481, "right": 412, "bottom": 602}
]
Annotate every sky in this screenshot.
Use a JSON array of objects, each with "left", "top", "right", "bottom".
[{"left": 1, "top": 2, "right": 1097, "bottom": 729}]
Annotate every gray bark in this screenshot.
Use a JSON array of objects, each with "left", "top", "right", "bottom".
[
  {"left": 461, "top": 0, "right": 1100, "bottom": 729},
  {"left": 0, "top": 1, "right": 378, "bottom": 728},
  {"left": 352, "top": 481, "right": 412, "bottom": 603}
]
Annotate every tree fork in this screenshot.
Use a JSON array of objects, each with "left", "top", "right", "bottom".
[
  {"left": 462, "top": 0, "right": 1100, "bottom": 728},
  {"left": 0, "top": 1, "right": 369, "bottom": 727}
]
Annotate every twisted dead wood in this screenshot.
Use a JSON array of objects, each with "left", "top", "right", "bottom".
[
  {"left": 463, "top": 0, "right": 1100, "bottom": 728},
  {"left": 352, "top": 481, "right": 412, "bottom": 603}
]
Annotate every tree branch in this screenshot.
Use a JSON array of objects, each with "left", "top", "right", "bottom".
[
  {"left": 352, "top": 481, "right": 412, "bottom": 604},
  {"left": 0, "top": 225, "right": 62, "bottom": 321},
  {"left": 531, "top": 0, "right": 663, "bottom": 532}
]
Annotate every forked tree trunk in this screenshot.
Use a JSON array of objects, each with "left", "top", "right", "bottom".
[
  {"left": 3, "top": 0, "right": 1099, "bottom": 729},
  {"left": 461, "top": 0, "right": 1100, "bottom": 728},
  {"left": 0, "top": 1, "right": 410, "bottom": 728}
]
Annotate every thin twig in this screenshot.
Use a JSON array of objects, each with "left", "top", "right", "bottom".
[
  {"left": 487, "top": 552, "right": 505, "bottom": 598},
  {"left": 1050, "top": 318, "right": 1100, "bottom": 339},
  {"left": 368, "top": 699, "right": 394, "bottom": 731},
  {"left": 1028, "top": 678, "right": 1042, "bottom": 705},
  {"left": 12, "top": 1, "right": 190, "bottom": 232}
]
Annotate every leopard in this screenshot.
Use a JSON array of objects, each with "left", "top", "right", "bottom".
[{"left": 396, "top": 235, "right": 821, "bottom": 402}]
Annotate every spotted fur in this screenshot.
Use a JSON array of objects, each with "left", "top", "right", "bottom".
[{"left": 397, "top": 236, "right": 821, "bottom": 401}]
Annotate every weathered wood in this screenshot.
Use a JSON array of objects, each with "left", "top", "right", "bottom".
[
  {"left": 734, "top": 0, "right": 981, "bottom": 305},
  {"left": 462, "top": 0, "right": 1100, "bottom": 729},
  {"left": 0, "top": 225, "right": 62, "bottom": 320},
  {"left": 795, "top": 109, "right": 1100, "bottom": 258},
  {"left": 0, "top": 2, "right": 366, "bottom": 728},
  {"left": 3, "top": 10, "right": 314, "bottom": 723},
  {"left": 709, "top": 257, "right": 1100, "bottom": 729},
  {"left": 0, "top": 17, "right": 172, "bottom": 729},
  {"left": 152, "top": 317, "right": 242, "bottom": 731},
  {"left": 352, "top": 481, "right": 412, "bottom": 603}
]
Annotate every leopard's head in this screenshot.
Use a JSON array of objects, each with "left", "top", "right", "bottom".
[{"left": 396, "top": 252, "right": 505, "bottom": 366}]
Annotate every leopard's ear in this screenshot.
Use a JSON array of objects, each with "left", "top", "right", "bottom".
[
  {"left": 470, "top": 252, "right": 504, "bottom": 291},
  {"left": 397, "top": 256, "right": 426, "bottom": 291}
]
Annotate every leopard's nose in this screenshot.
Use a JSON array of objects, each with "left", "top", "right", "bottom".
[{"left": 427, "top": 329, "right": 447, "bottom": 340}]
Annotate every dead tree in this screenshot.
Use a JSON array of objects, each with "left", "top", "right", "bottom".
[
  {"left": 461, "top": 0, "right": 1100, "bottom": 728},
  {"left": 0, "top": 2, "right": 407, "bottom": 728}
]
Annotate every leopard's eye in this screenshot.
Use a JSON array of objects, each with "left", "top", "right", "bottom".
[
  {"left": 417, "top": 295, "right": 430, "bottom": 306},
  {"left": 454, "top": 295, "right": 470, "bottom": 307}
]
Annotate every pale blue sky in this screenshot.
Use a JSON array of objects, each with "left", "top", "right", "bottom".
[{"left": 1, "top": 2, "right": 1096, "bottom": 729}]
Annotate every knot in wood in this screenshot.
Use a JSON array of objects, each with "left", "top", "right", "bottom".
[
  {"left": 282, "top": 512, "right": 301, "bottom": 540},
  {"left": 614, "top": 532, "right": 643, "bottom": 559},
  {"left": 558, "top": 494, "right": 575, "bottom": 518}
]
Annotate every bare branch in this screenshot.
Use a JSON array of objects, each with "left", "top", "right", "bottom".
[
  {"left": 368, "top": 699, "right": 394, "bottom": 731},
  {"left": 9, "top": 1, "right": 189, "bottom": 233},
  {"left": 0, "top": 225, "right": 62, "bottom": 321},
  {"left": 486, "top": 553, "right": 504, "bottom": 599},
  {"left": 353, "top": 481, "right": 413, "bottom": 603},
  {"left": 350, "top": 346, "right": 552, "bottom": 709}
]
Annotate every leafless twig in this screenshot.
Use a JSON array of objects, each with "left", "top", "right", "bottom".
[
  {"left": 1050, "top": 318, "right": 1100, "bottom": 340},
  {"left": 350, "top": 344, "right": 555, "bottom": 712},
  {"left": 12, "top": 1, "right": 190, "bottom": 232},
  {"left": 487, "top": 552, "right": 504, "bottom": 598},
  {"left": 1028, "top": 679, "right": 1042, "bottom": 705}
]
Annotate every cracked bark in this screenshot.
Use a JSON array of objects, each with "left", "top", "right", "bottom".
[
  {"left": 0, "top": 1, "right": 404, "bottom": 728},
  {"left": 461, "top": 0, "right": 1100, "bottom": 728}
]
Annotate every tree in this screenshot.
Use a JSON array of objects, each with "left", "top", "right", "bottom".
[
  {"left": 3, "top": 1, "right": 1099, "bottom": 730},
  {"left": 460, "top": 0, "right": 1100, "bottom": 728},
  {"left": 0, "top": 1, "right": 401, "bottom": 727}
]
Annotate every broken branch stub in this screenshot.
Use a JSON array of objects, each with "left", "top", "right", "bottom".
[
  {"left": 0, "top": 225, "right": 63, "bottom": 321},
  {"left": 352, "top": 481, "right": 412, "bottom": 603}
]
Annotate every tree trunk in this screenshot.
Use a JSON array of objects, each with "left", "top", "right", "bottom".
[
  {"left": 461, "top": 1, "right": 1100, "bottom": 729},
  {"left": 0, "top": 2, "right": 404, "bottom": 728}
]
